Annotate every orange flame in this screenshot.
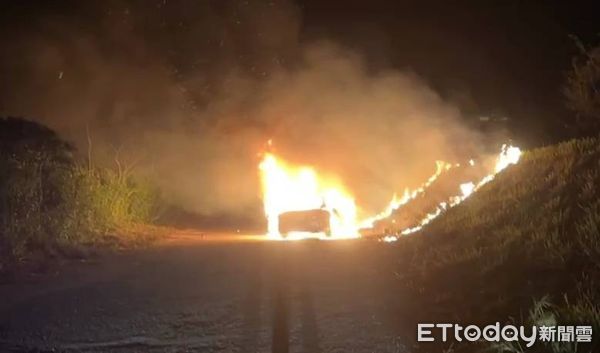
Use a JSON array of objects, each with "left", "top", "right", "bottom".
[
  {"left": 382, "top": 144, "right": 522, "bottom": 241},
  {"left": 259, "top": 153, "right": 359, "bottom": 239},
  {"left": 259, "top": 144, "right": 521, "bottom": 241}
]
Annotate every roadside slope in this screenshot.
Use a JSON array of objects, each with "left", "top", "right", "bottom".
[{"left": 394, "top": 137, "right": 600, "bottom": 352}]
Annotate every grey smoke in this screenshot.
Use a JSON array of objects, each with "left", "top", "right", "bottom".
[{"left": 0, "top": 1, "right": 484, "bottom": 222}]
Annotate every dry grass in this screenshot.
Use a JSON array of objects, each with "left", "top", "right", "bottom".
[{"left": 392, "top": 137, "right": 600, "bottom": 352}]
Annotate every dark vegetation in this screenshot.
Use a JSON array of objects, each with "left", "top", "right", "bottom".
[
  {"left": 564, "top": 41, "right": 600, "bottom": 135},
  {"left": 393, "top": 137, "right": 600, "bottom": 353},
  {"left": 0, "top": 117, "right": 164, "bottom": 275}
]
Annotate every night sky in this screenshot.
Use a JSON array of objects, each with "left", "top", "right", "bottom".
[
  {"left": 1, "top": 0, "right": 597, "bottom": 143},
  {"left": 300, "top": 0, "right": 598, "bottom": 142}
]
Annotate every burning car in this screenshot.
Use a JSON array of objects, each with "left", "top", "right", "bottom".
[{"left": 278, "top": 209, "right": 331, "bottom": 237}]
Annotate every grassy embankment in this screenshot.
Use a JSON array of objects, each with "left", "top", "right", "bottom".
[
  {"left": 393, "top": 137, "right": 600, "bottom": 353},
  {"left": 0, "top": 118, "right": 165, "bottom": 275}
]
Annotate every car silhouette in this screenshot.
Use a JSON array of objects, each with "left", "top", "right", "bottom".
[{"left": 278, "top": 209, "right": 331, "bottom": 237}]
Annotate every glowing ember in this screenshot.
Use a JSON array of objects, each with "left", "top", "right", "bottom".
[
  {"left": 460, "top": 182, "right": 475, "bottom": 198},
  {"left": 495, "top": 145, "right": 522, "bottom": 173}
]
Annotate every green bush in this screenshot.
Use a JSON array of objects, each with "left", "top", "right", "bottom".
[
  {"left": 0, "top": 117, "right": 162, "bottom": 265},
  {"left": 56, "top": 166, "right": 162, "bottom": 239}
]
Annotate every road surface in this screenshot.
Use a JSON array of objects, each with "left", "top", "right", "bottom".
[{"left": 0, "top": 231, "right": 407, "bottom": 352}]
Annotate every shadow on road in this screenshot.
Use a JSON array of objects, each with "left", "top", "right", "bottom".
[
  {"left": 270, "top": 245, "right": 322, "bottom": 353},
  {"left": 241, "top": 246, "right": 264, "bottom": 353},
  {"left": 299, "top": 286, "right": 321, "bottom": 353},
  {"left": 271, "top": 274, "right": 290, "bottom": 353}
]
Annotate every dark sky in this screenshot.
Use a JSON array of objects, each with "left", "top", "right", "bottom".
[
  {"left": 298, "top": 0, "right": 599, "bottom": 141},
  {"left": 0, "top": 0, "right": 597, "bottom": 144}
]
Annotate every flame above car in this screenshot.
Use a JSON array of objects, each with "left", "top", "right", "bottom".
[{"left": 259, "top": 153, "right": 359, "bottom": 239}]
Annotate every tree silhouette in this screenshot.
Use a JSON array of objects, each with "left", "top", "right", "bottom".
[
  {"left": 0, "top": 116, "right": 74, "bottom": 164},
  {"left": 563, "top": 40, "right": 600, "bottom": 134}
]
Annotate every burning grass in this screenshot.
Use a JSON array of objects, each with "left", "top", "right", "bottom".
[{"left": 391, "top": 137, "right": 600, "bottom": 352}]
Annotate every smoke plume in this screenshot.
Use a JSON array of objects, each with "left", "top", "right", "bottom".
[{"left": 0, "top": 0, "right": 484, "bottom": 225}]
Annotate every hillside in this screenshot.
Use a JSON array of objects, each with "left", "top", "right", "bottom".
[{"left": 392, "top": 137, "right": 600, "bottom": 353}]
